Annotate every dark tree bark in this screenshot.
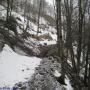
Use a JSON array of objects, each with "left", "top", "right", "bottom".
[
  {"left": 88, "top": 63, "right": 90, "bottom": 90},
  {"left": 64, "top": 0, "right": 77, "bottom": 72},
  {"left": 77, "top": 0, "right": 88, "bottom": 76},
  {"left": 56, "top": 0, "right": 65, "bottom": 77},
  {"left": 7, "top": 0, "right": 10, "bottom": 19},
  {"left": 84, "top": 7, "right": 90, "bottom": 86},
  {"left": 37, "top": 0, "right": 42, "bottom": 36}
]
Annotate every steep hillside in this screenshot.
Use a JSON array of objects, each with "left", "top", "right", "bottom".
[
  {"left": 0, "top": 5, "right": 57, "bottom": 56},
  {"left": 0, "top": 2, "right": 74, "bottom": 90}
]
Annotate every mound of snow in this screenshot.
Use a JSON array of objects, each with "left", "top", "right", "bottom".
[
  {"left": 0, "top": 45, "right": 42, "bottom": 87},
  {"left": 54, "top": 70, "right": 73, "bottom": 90},
  {"left": 65, "top": 77, "right": 73, "bottom": 90}
]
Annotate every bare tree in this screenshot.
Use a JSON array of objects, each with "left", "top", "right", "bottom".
[
  {"left": 37, "top": 0, "right": 42, "bottom": 36},
  {"left": 64, "top": 0, "right": 77, "bottom": 72},
  {"left": 56, "top": 0, "right": 65, "bottom": 79}
]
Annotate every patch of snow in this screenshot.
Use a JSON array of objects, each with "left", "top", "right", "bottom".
[
  {"left": 54, "top": 70, "right": 61, "bottom": 77},
  {"left": 0, "top": 45, "right": 42, "bottom": 87},
  {"left": 46, "top": 0, "right": 53, "bottom": 5},
  {"left": 39, "top": 40, "right": 56, "bottom": 45},
  {"left": 39, "top": 17, "right": 47, "bottom": 25},
  {"left": 73, "top": 46, "right": 77, "bottom": 55},
  {"left": 65, "top": 77, "right": 73, "bottom": 90}
]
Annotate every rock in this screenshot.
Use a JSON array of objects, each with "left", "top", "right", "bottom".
[
  {"left": 22, "top": 69, "right": 24, "bottom": 72},
  {"left": 25, "top": 78, "right": 28, "bottom": 80},
  {"left": 17, "top": 82, "right": 23, "bottom": 87},
  {"left": 48, "top": 56, "right": 53, "bottom": 60},
  {"left": 19, "top": 86, "right": 26, "bottom": 90},
  {"left": 55, "top": 76, "right": 67, "bottom": 86},
  {"left": 12, "top": 86, "right": 18, "bottom": 90},
  {"left": 26, "top": 68, "right": 30, "bottom": 70},
  {"left": 44, "top": 43, "right": 47, "bottom": 45}
]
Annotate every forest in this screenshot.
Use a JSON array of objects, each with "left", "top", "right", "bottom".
[{"left": 0, "top": 0, "right": 90, "bottom": 90}]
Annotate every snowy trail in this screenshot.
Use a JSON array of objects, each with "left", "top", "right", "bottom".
[{"left": 0, "top": 45, "right": 42, "bottom": 87}]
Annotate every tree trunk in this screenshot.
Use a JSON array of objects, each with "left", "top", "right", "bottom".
[
  {"left": 7, "top": 0, "right": 10, "bottom": 19},
  {"left": 56, "top": 0, "right": 65, "bottom": 77},
  {"left": 37, "top": 0, "right": 42, "bottom": 36},
  {"left": 88, "top": 63, "right": 90, "bottom": 90},
  {"left": 64, "top": 0, "right": 77, "bottom": 72}
]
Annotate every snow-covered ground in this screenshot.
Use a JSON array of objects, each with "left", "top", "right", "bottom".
[
  {"left": 0, "top": 5, "right": 57, "bottom": 88},
  {"left": 0, "top": 45, "right": 42, "bottom": 87},
  {"left": 24, "top": 57, "right": 73, "bottom": 90},
  {"left": 0, "top": 4, "right": 73, "bottom": 90}
]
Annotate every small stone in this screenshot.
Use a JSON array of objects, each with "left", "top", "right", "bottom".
[
  {"left": 17, "top": 82, "right": 23, "bottom": 87},
  {"left": 19, "top": 86, "right": 26, "bottom": 90},
  {"left": 44, "top": 43, "right": 47, "bottom": 45},
  {"left": 26, "top": 68, "right": 30, "bottom": 70},
  {"left": 22, "top": 69, "right": 24, "bottom": 72}
]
